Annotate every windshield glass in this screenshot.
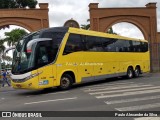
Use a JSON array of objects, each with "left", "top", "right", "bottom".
[{"left": 12, "top": 32, "right": 65, "bottom": 74}]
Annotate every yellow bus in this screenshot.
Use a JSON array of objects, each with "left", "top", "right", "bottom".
[{"left": 11, "top": 27, "right": 150, "bottom": 90}]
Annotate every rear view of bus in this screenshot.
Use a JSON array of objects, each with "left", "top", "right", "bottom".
[{"left": 11, "top": 27, "right": 150, "bottom": 90}]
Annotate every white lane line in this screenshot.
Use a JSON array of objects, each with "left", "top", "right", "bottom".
[
  {"left": 46, "top": 91, "right": 68, "bottom": 95},
  {"left": 134, "top": 117, "right": 160, "bottom": 120},
  {"left": 84, "top": 84, "right": 152, "bottom": 92},
  {"left": 116, "top": 103, "right": 160, "bottom": 111},
  {"left": 96, "top": 88, "right": 160, "bottom": 99},
  {"left": 83, "top": 84, "right": 142, "bottom": 91},
  {"left": 26, "top": 91, "right": 68, "bottom": 98},
  {"left": 81, "top": 82, "right": 136, "bottom": 90},
  {"left": 24, "top": 97, "right": 77, "bottom": 105},
  {"left": 105, "top": 95, "right": 160, "bottom": 104},
  {"left": 90, "top": 85, "right": 160, "bottom": 95}
]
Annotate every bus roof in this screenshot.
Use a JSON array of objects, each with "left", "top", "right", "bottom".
[
  {"left": 38, "top": 27, "right": 148, "bottom": 42},
  {"left": 39, "top": 27, "right": 69, "bottom": 33},
  {"left": 67, "top": 27, "right": 148, "bottom": 42}
]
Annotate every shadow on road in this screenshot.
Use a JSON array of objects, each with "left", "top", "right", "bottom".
[{"left": 16, "top": 76, "right": 135, "bottom": 96}]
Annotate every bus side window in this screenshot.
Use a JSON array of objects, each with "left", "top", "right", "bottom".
[
  {"left": 86, "top": 36, "right": 105, "bottom": 52},
  {"left": 37, "top": 46, "right": 48, "bottom": 65},
  {"left": 63, "top": 34, "right": 84, "bottom": 55}
]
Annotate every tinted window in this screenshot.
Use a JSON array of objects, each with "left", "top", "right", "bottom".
[
  {"left": 64, "top": 34, "right": 148, "bottom": 54},
  {"left": 86, "top": 36, "right": 104, "bottom": 52},
  {"left": 102, "top": 38, "right": 117, "bottom": 52},
  {"left": 35, "top": 40, "right": 58, "bottom": 68},
  {"left": 141, "top": 42, "right": 148, "bottom": 52},
  {"left": 63, "top": 34, "right": 84, "bottom": 55}
]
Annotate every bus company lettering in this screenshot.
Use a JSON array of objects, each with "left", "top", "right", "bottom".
[{"left": 66, "top": 62, "right": 103, "bottom": 66}]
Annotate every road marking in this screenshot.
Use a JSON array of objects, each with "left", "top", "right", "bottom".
[
  {"left": 24, "top": 97, "right": 77, "bottom": 105},
  {"left": 134, "top": 117, "right": 160, "bottom": 120},
  {"left": 115, "top": 102, "right": 160, "bottom": 111},
  {"left": 96, "top": 88, "right": 160, "bottom": 99},
  {"left": 84, "top": 84, "right": 152, "bottom": 92},
  {"left": 90, "top": 85, "right": 160, "bottom": 95},
  {"left": 81, "top": 82, "right": 136, "bottom": 90},
  {"left": 105, "top": 95, "right": 160, "bottom": 104},
  {"left": 25, "top": 91, "right": 68, "bottom": 98},
  {"left": 46, "top": 91, "right": 68, "bottom": 95}
]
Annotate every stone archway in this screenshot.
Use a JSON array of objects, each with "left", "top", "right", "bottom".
[
  {"left": 103, "top": 19, "right": 148, "bottom": 40},
  {"left": 0, "top": 3, "right": 49, "bottom": 32},
  {"left": 89, "top": 3, "right": 159, "bottom": 72}
]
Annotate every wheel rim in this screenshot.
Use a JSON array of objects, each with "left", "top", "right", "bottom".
[
  {"left": 135, "top": 68, "right": 139, "bottom": 77},
  {"left": 61, "top": 77, "right": 70, "bottom": 88},
  {"left": 128, "top": 69, "right": 133, "bottom": 78}
]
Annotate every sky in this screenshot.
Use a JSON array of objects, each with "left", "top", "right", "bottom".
[
  {"left": 37, "top": 0, "right": 160, "bottom": 40},
  {"left": 0, "top": 0, "right": 160, "bottom": 46}
]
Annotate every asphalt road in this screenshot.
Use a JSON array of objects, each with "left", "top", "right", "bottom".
[{"left": 0, "top": 73, "right": 160, "bottom": 120}]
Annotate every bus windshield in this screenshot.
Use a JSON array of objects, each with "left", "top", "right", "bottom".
[
  {"left": 12, "top": 31, "right": 66, "bottom": 74},
  {"left": 12, "top": 32, "right": 40, "bottom": 74}
]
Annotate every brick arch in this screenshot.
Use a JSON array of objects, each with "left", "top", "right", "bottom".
[
  {"left": 0, "top": 20, "right": 33, "bottom": 32},
  {"left": 89, "top": 3, "right": 159, "bottom": 71},
  {"left": 0, "top": 3, "right": 49, "bottom": 32},
  {"left": 103, "top": 18, "right": 147, "bottom": 40}
]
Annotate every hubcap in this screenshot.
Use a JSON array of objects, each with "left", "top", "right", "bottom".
[
  {"left": 128, "top": 69, "right": 133, "bottom": 78},
  {"left": 135, "top": 69, "right": 139, "bottom": 76},
  {"left": 61, "top": 77, "right": 70, "bottom": 88}
]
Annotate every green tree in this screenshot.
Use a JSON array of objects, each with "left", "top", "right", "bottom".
[
  {"left": 81, "top": 24, "right": 90, "bottom": 30},
  {"left": 4, "top": 28, "right": 27, "bottom": 47},
  {"left": 81, "top": 19, "right": 90, "bottom": 30},
  {"left": 1, "top": 62, "right": 6, "bottom": 69},
  {"left": 0, "top": 0, "right": 38, "bottom": 9},
  {"left": 0, "top": 39, "right": 5, "bottom": 72},
  {"left": 0, "top": 0, "right": 16, "bottom": 9},
  {"left": 107, "top": 27, "right": 117, "bottom": 35},
  {"left": 0, "top": 39, "right": 5, "bottom": 54},
  {"left": 16, "top": 0, "right": 38, "bottom": 8}
]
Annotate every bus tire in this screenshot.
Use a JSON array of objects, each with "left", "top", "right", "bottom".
[
  {"left": 126, "top": 67, "right": 134, "bottom": 79},
  {"left": 134, "top": 67, "right": 140, "bottom": 77},
  {"left": 59, "top": 74, "right": 73, "bottom": 90}
]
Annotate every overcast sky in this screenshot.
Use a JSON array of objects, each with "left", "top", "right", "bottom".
[
  {"left": 37, "top": 0, "right": 160, "bottom": 40},
  {"left": 0, "top": 0, "right": 160, "bottom": 40}
]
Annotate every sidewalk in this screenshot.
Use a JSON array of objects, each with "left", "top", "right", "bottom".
[
  {"left": 0, "top": 86, "right": 15, "bottom": 92},
  {"left": 0, "top": 79, "right": 14, "bottom": 92},
  {"left": 142, "top": 72, "right": 160, "bottom": 77}
]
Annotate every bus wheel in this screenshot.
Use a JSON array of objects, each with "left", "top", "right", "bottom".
[
  {"left": 127, "top": 67, "right": 134, "bottom": 79},
  {"left": 59, "top": 74, "right": 73, "bottom": 90},
  {"left": 134, "top": 67, "right": 140, "bottom": 77}
]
